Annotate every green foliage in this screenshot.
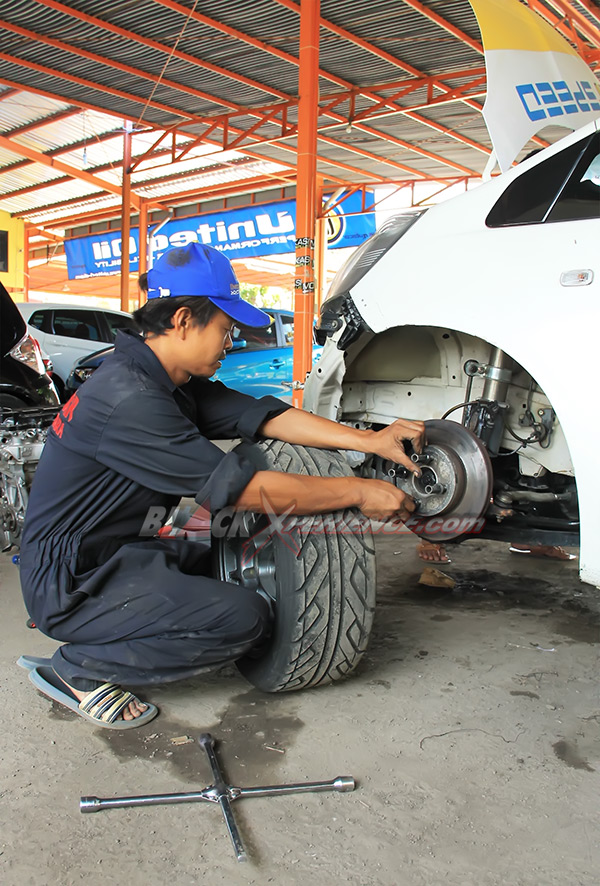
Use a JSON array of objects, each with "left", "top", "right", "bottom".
[{"left": 240, "top": 282, "right": 282, "bottom": 309}]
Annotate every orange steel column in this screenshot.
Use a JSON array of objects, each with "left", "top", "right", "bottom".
[
  {"left": 120, "top": 121, "right": 132, "bottom": 312},
  {"left": 292, "top": 0, "right": 320, "bottom": 409},
  {"left": 138, "top": 199, "right": 148, "bottom": 307}
]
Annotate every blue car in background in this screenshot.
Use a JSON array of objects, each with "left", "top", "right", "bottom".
[{"left": 66, "top": 309, "right": 322, "bottom": 401}]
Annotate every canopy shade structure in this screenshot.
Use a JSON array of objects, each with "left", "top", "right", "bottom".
[{"left": 1, "top": 0, "right": 598, "bottom": 233}]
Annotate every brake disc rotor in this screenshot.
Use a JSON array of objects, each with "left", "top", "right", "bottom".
[{"left": 395, "top": 419, "right": 493, "bottom": 542}]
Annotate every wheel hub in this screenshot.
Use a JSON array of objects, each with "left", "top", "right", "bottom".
[
  {"left": 393, "top": 419, "right": 493, "bottom": 541},
  {"left": 214, "top": 511, "right": 278, "bottom": 601}
]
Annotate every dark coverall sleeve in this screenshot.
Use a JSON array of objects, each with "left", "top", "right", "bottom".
[
  {"left": 182, "top": 376, "right": 292, "bottom": 440},
  {"left": 96, "top": 384, "right": 292, "bottom": 511},
  {"left": 95, "top": 390, "right": 255, "bottom": 510}
]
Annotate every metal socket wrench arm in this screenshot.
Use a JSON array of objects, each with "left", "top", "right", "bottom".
[
  {"left": 198, "top": 733, "right": 245, "bottom": 862},
  {"left": 80, "top": 732, "right": 355, "bottom": 863}
]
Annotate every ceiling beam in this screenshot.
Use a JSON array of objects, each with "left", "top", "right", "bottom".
[
  {"left": 29, "top": 225, "right": 63, "bottom": 243},
  {"left": 19, "top": 0, "right": 487, "bottom": 175},
  {"left": 137, "top": 164, "right": 296, "bottom": 194},
  {"left": 574, "top": 0, "right": 600, "bottom": 29},
  {"left": 0, "top": 74, "right": 158, "bottom": 129},
  {"left": 0, "top": 50, "right": 196, "bottom": 127},
  {"left": 26, "top": 205, "right": 131, "bottom": 230},
  {"left": 0, "top": 74, "right": 341, "bottom": 191},
  {"left": 0, "top": 126, "right": 137, "bottom": 180},
  {"left": 0, "top": 155, "right": 257, "bottom": 200},
  {"left": 400, "top": 0, "right": 483, "bottom": 52},
  {"left": 270, "top": 0, "right": 492, "bottom": 162},
  {"left": 0, "top": 133, "right": 140, "bottom": 208},
  {"left": 1, "top": 106, "right": 81, "bottom": 137},
  {"left": 18, "top": 173, "right": 299, "bottom": 227},
  {"left": 0, "top": 18, "right": 248, "bottom": 117},
  {"left": 33, "top": 0, "right": 289, "bottom": 103},
  {"left": 140, "top": 0, "right": 487, "bottom": 168},
  {"left": 0, "top": 58, "right": 375, "bottom": 186},
  {"left": 547, "top": 0, "right": 600, "bottom": 45},
  {"left": 15, "top": 3, "right": 478, "bottom": 175},
  {"left": 2, "top": 17, "right": 374, "bottom": 175},
  {"left": 523, "top": 0, "right": 600, "bottom": 54},
  {"left": 0, "top": 87, "right": 20, "bottom": 101},
  {"left": 170, "top": 75, "right": 486, "bottom": 174}
]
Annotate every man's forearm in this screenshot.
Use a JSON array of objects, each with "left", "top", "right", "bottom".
[
  {"left": 234, "top": 470, "right": 362, "bottom": 515},
  {"left": 260, "top": 407, "right": 375, "bottom": 453},
  {"left": 235, "top": 469, "right": 416, "bottom": 522}
]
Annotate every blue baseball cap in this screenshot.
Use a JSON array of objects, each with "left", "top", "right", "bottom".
[{"left": 146, "top": 243, "right": 271, "bottom": 328}]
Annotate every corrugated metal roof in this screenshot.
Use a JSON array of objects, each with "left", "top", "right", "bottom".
[{"left": 0, "top": 0, "right": 598, "bottom": 228}]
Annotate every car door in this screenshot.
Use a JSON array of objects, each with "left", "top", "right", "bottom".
[
  {"left": 46, "top": 309, "right": 105, "bottom": 383},
  {"left": 100, "top": 311, "right": 140, "bottom": 341},
  {"left": 213, "top": 315, "right": 288, "bottom": 398}
]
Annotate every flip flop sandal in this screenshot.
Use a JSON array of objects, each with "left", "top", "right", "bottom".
[
  {"left": 508, "top": 546, "right": 577, "bottom": 560},
  {"left": 17, "top": 655, "right": 53, "bottom": 671},
  {"left": 29, "top": 666, "right": 158, "bottom": 730}
]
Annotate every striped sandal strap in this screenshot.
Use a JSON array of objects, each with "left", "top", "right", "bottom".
[{"left": 79, "top": 683, "right": 137, "bottom": 724}]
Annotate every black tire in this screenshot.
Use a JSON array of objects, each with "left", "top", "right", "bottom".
[{"left": 213, "top": 440, "right": 376, "bottom": 693}]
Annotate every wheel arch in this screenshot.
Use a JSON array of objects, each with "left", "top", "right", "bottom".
[{"left": 309, "top": 321, "right": 597, "bottom": 586}]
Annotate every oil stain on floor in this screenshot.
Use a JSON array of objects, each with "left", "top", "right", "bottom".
[
  {"left": 91, "top": 687, "right": 304, "bottom": 785},
  {"left": 553, "top": 739, "right": 595, "bottom": 772}
]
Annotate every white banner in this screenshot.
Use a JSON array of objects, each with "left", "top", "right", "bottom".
[{"left": 470, "top": 0, "right": 600, "bottom": 171}]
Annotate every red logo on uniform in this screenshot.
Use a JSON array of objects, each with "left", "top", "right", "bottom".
[
  {"left": 52, "top": 392, "right": 80, "bottom": 439},
  {"left": 62, "top": 393, "right": 80, "bottom": 421}
]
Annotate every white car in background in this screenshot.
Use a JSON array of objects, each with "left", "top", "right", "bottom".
[
  {"left": 18, "top": 302, "right": 139, "bottom": 399},
  {"left": 305, "top": 118, "right": 600, "bottom": 587}
]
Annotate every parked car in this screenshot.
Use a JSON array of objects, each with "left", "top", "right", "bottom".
[
  {"left": 304, "top": 119, "right": 599, "bottom": 587},
  {"left": 66, "top": 309, "right": 322, "bottom": 400},
  {"left": 18, "top": 302, "right": 139, "bottom": 399},
  {"left": 1, "top": 284, "right": 59, "bottom": 410}
]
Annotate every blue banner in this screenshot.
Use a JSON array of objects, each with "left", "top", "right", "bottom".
[{"left": 64, "top": 191, "right": 376, "bottom": 279}]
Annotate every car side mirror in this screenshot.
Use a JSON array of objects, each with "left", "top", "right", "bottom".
[{"left": 231, "top": 339, "right": 247, "bottom": 351}]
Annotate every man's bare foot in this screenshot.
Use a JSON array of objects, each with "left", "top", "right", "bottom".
[
  {"left": 57, "top": 673, "right": 148, "bottom": 720},
  {"left": 509, "top": 544, "right": 576, "bottom": 561},
  {"left": 416, "top": 540, "right": 451, "bottom": 563}
]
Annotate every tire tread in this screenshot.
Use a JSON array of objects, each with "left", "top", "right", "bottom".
[{"left": 231, "top": 440, "right": 376, "bottom": 692}]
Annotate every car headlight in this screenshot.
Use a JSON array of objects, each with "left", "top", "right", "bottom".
[
  {"left": 73, "top": 368, "right": 95, "bottom": 383},
  {"left": 324, "top": 210, "right": 427, "bottom": 305},
  {"left": 316, "top": 210, "right": 427, "bottom": 345}
]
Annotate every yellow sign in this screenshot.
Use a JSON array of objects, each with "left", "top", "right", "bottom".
[{"left": 470, "top": 0, "right": 600, "bottom": 171}]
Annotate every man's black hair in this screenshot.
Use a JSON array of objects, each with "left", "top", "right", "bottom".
[{"left": 133, "top": 291, "right": 220, "bottom": 337}]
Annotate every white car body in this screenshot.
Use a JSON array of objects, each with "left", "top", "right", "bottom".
[
  {"left": 17, "top": 302, "right": 137, "bottom": 393},
  {"left": 305, "top": 119, "right": 600, "bottom": 587}
]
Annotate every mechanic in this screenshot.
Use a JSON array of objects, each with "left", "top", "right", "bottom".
[{"left": 19, "top": 242, "right": 424, "bottom": 730}]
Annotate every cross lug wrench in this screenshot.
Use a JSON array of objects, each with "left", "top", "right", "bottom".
[{"left": 80, "top": 732, "right": 355, "bottom": 863}]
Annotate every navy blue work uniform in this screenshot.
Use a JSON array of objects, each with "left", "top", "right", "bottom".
[{"left": 20, "top": 329, "right": 290, "bottom": 691}]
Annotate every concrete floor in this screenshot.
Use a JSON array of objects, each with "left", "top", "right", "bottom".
[{"left": 1, "top": 532, "right": 598, "bottom": 886}]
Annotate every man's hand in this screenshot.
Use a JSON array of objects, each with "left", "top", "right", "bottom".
[
  {"left": 356, "top": 478, "right": 416, "bottom": 522},
  {"left": 368, "top": 419, "right": 426, "bottom": 474},
  {"left": 261, "top": 409, "right": 426, "bottom": 474}
]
